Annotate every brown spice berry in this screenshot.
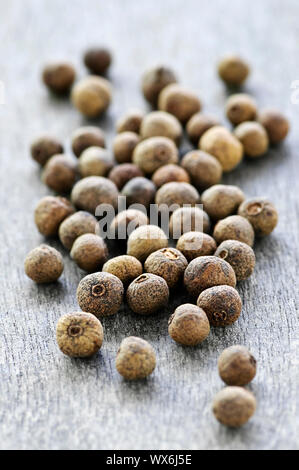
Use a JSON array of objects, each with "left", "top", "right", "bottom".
[
  {"left": 184, "top": 256, "right": 236, "bottom": 297},
  {"left": 34, "top": 196, "right": 75, "bottom": 237},
  {"left": 234, "top": 122, "right": 269, "bottom": 158},
  {"left": 59, "top": 211, "right": 98, "bottom": 250},
  {"left": 42, "top": 155, "right": 77, "bottom": 194},
  {"left": 197, "top": 285, "right": 242, "bottom": 326},
  {"left": 127, "top": 274, "right": 169, "bottom": 315},
  {"left": 218, "top": 55, "right": 250, "bottom": 86},
  {"left": 25, "top": 244, "right": 64, "bottom": 284},
  {"left": 71, "top": 126, "right": 106, "bottom": 158},
  {"left": 158, "top": 84, "right": 201, "bottom": 124},
  {"left": 181, "top": 150, "right": 223, "bottom": 191},
  {"left": 140, "top": 111, "right": 183, "bottom": 145},
  {"left": 110, "top": 209, "right": 149, "bottom": 239},
  {"left": 152, "top": 164, "right": 190, "bottom": 188},
  {"left": 176, "top": 232, "right": 217, "bottom": 261},
  {"left": 108, "top": 163, "right": 144, "bottom": 190},
  {"left": 258, "top": 109, "right": 290, "bottom": 145},
  {"left": 200, "top": 126, "right": 243, "bottom": 172},
  {"left": 186, "top": 113, "right": 220, "bottom": 146},
  {"left": 155, "top": 182, "right": 200, "bottom": 209},
  {"left": 84, "top": 47, "right": 112, "bottom": 75},
  {"left": 116, "top": 109, "right": 145, "bottom": 134},
  {"left": 70, "top": 234, "right": 108, "bottom": 272},
  {"left": 226, "top": 94, "right": 257, "bottom": 126},
  {"left": 218, "top": 345, "right": 257, "bottom": 386},
  {"left": 201, "top": 184, "right": 245, "bottom": 221},
  {"left": 113, "top": 131, "right": 141, "bottom": 164},
  {"left": 212, "top": 387, "right": 256, "bottom": 428},
  {"left": 238, "top": 198, "right": 278, "bottom": 237},
  {"left": 71, "top": 76, "right": 112, "bottom": 118},
  {"left": 121, "top": 177, "right": 156, "bottom": 209},
  {"left": 169, "top": 207, "right": 210, "bottom": 238},
  {"left": 56, "top": 312, "right": 103, "bottom": 358},
  {"left": 215, "top": 240, "right": 256, "bottom": 281},
  {"left": 213, "top": 215, "right": 255, "bottom": 247},
  {"left": 116, "top": 337, "right": 156, "bottom": 380},
  {"left": 30, "top": 135, "right": 64, "bottom": 166},
  {"left": 102, "top": 255, "right": 143, "bottom": 286},
  {"left": 142, "top": 65, "right": 177, "bottom": 107},
  {"left": 133, "top": 136, "right": 179, "bottom": 175},
  {"left": 77, "top": 272, "right": 124, "bottom": 317},
  {"left": 168, "top": 304, "right": 210, "bottom": 346},
  {"left": 78, "top": 147, "right": 114, "bottom": 177},
  {"left": 71, "top": 176, "right": 119, "bottom": 213},
  {"left": 42, "top": 62, "right": 75, "bottom": 94},
  {"left": 127, "top": 225, "right": 168, "bottom": 262},
  {"left": 144, "top": 248, "right": 188, "bottom": 289}
]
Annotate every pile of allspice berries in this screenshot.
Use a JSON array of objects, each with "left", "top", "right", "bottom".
[{"left": 25, "top": 50, "right": 289, "bottom": 429}]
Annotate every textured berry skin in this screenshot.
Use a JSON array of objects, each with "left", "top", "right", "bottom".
[
  {"left": 30, "top": 135, "right": 63, "bottom": 166},
  {"left": 116, "top": 109, "right": 144, "bottom": 134},
  {"left": 234, "top": 122, "right": 269, "bottom": 158},
  {"left": 102, "top": 255, "right": 143, "bottom": 286},
  {"left": 197, "top": 285, "right": 242, "bottom": 327},
  {"left": 78, "top": 147, "right": 114, "bottom": 178},
  {"left": 238, "top": 198, "right": 278, "bottom": 237},
  {"left": 169, "top": 207, "right": 210, "bottom": 238},
  {"left": 42, "top": 155, "right": 78, "bottom": 194},
  {"left": 113, "top": 132, "right": 140, "bottom": 164},
  {"left": 212, "top": 387, "right": 256, "bottom": 428},
  {"left": 213, "top": 215, "right": 255, "bottom": 247},
  {"left": 121, "top": 176, "right": 156, "bottom": 209},
  {"left": 34, "top": 196, "right": 75, "bottom": 237},
  {"left": 225, "top": 94, "right": 257, "bottom": 126},
  {"left": 110, "top": 209, "right": 149, "bottom": 240},
  {"left": 181, "top": 150, "right": 222, "bottom": 191},
  {"left": 199, "top": 126, "right": 243, "bottom": 172},
  {"left": 215, "top": 240, "right": 256, "bottom": 281},
  {"left": 258, "top": 109, "right": 290, "bottom": 145},
  {"left": 218, "top": 55, "right": 250, "bottom": 86},
  {"left": 71, "top": 76, "right": 112, "bottom": 118},
  {"left": 201, "top": 184, "right": 245, "bottom": 221},
  {"left": 71, "top": 126, "right": 106, "bottom": 158},
  {"left": 142, "top": 66, "right": 177, "bottom": 107},
  {"left": 127, "top": 225, "right": 168, "bottom": 262},
  {"left": 25, "top": 244, "right": 64, "bottom": 284},
  {"left": 140, "top": 111, "right": 183, "bottom": 145},
  {"left": 218, "top": 345, "right": 257, "bottom": 386},
  {"left": 59, "top": 211, "right": 98, "bottom": 251},
  {"left": 133, "top": 136, "right": 179, "bottom": 175},
  {"left": 71, "top": 176, "right": 119, "bottom": 214},
  {"left": 168, "top": 304, "right": 210, "bottom": 346},
  {"left": 144, "top": 248, "right": 188, "bottom": 289},
  {"left": 176, "top": 232, "right": 217, "bottom": 261},
  {"left": 127, "top": 274, "right": 169, "bottom": 315},
  {"left": 84, "top": 48, "right": 112, "bottom": 76},
  {"left": 42, "top": 62, "right": 75, "bottom": 94},
  {"left": 116, "top": 337, "right": 156, "bottom": 380},
  {"left": 152, "top": 164, "right": 190, "bottom": 188},
  {"left": 155, "top": 182, "right": 200, "bottom": 209},
  {"left": 186, "top": 113, "right": 219, "bottom": 146},
  {"left": 70, "top": 234, "right": 108, "bottom": 273},
  {"left": 158, "top": 84, "right": 201, "bottom": 124},
  {"left": 109, "top": 164, "right": 144, "bottom": 190}
]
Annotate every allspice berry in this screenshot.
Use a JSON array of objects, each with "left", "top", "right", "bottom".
[
  {"left": 109, "top": 163, "right": 144, "bottom": 190},
  {"left": 78, "top": 147, "right": 114, "bottom": 177},
  {"left": 42, "top": 155, "right": 77, "bottom": 194},
  {"left": 34, "top": 196, "right": 75, "bottom": 237},
  {"left": 142, "top": 65, "right": 177, "bottom": 107},
  {"left": 110, "top": 209, "right": 149, "bottom": 239},
  {"left": 116, "top": 337, "right": 156, "bottom": 380},
  {"left": 113, "top": 132, "right": 141, "bottom": 164},
  {"left": 197, "top": 285, "right": 242, "bottom": 327},
  {"left": 238, "top": 198, "right": 278, "bottom": 237},
  {"left": 71, "top": 126, "right": 106, "bottom": 158},
  {"left": 258, "top": 109, "right": 290, "bottom": 145},
  {"left": 25, "top": 244, "right": 64, "bottom": 284},
  {"left": 102, "top": 255, "right": 143, "bottom": 286},
  {"left": 70, "top": 234, "right": 108, "bottom": 272},
  {"left": 59, "top": 211, "right": 98, "bottom": 250},
  {"left": 77, "top": 272, "right": 124, "bottom": 317},
  {"left": 226, "top": 94, "right": 257, "bottom": 126},
  {"left": 56, "top": 312, "right": 103, "bottom": 358},
  {"left": 218, "top": 55, "right": 250, "bottom": 86},
  {"left": 152, "top": 164, "right": 190, "bottom": 188},
  {"left": 186, "top": 113, "right": 220, "bottom": 146},
  {"left": 127, "top": 274, "right": 169, "bottom": 315},
  {"left": 212, "top": 387, "right": 256, "bottom": 428},
  {"left": 133, "top": 136, "right": 179, "bottom": 175},
  {"left": 42, "top": 62, "right": 75, "bottom": 94},
  {"left": 234, "top": 122, "right": 269, "bottom": 158},
  {"left": 200, "top": 126, "right": 243, "bottom": 172},
  {"left": 169, "top": 207, "right": 210, "bottom": 238},
  {"left": 176, "top": 232, "right": 217, "bottom": 261},
  {"left": 140, "top": 111, "right": 182, "bottom": 145},
  {"left": 184, "top": 256, "right": 236, "bottom": 297},
  {"left": 213, "top": 215, "right": 255, "bottom": 247},
  {"left": 215, "top": 240, "right": 256, "bottom": 281},
  {"left": 121, "top": 177, "right": 156, "bottom": 209},
  {"left": 116, "top": 109, "right": 145, "bottom": 134},
  {"left": 201, "top": 184, "right": 245, "bottom": 221},
  {"left": 168, "top": 304, "right": 210, "bottom": 346},
  {"left": 144, "top": 248, "right": 188, "bottom": 289},
  {"left": 84, "top": 47, "right": 112, "bottom": 75},
  {"left": 71, "top": 76, "right": 112, "bottom": 118},
  {"left": 181, "top": 150, "right": 223, "bottom": 191},
  {"left": 127, "top": 225, "right": 168, "bottom": 262},
  {"left": 71, "top": 176, "right": 119, "bottom": 213},
  {"left": 158, "top": 84, "right": 201, "bottom": 124},
  {"left": 218, "top": 345, "right": 257, "bottom": 386},
  {"left": 155, "top": 182, "right": 200, "bottom": 209},
  {"left": 30, "top": 135, "right": 64, "bottom": 166}
]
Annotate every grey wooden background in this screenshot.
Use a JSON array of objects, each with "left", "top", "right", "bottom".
[{"left": 0, "top": 0, "right": 298, "bottom": 450}]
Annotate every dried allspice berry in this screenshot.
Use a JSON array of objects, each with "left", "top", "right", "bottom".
[
  {"left": 70, "top": 234, "right": 108, "bottom": 272},
  {"left": 42, "top": 62, "right": 75, "bottom": 94},
  {"left": 42, "top": 154, "right": 78, "bottom": 193},
  {"left": 158, "top": 84, "right": 201, "bottom": 124},
  {"left": 234, "top": 122, "right": 269, "bottom": 158},
  {"left": 258, "top": 109, "right": 290, "bottom": 145},
  {"left": 144, "top": 248, "right": 188, "bottom": 289},
  {"left": 238, "top": 198, "right": 278, "bottom": 237},
  {"left": 30, "top": 135, "right": 64, "bottom": 166},
  {"left": 103, "top": 255, "right": 143, "bottom": 286},
  {"left": 225, "top": 94, "right": 257, "bottom": 126},
  {"left": 110, "top": 209, "right": 149, "bottom": 239},
  {"left": 176, "top": 232, "right": 217, "bottom": 261},
  {"left": 200, "top": 126, "right": 243, "bottom": 172},
  {"left": 186, "top": 113, "right": 220, "bottom": 146},
  {"left": 116, "top": 337, "right": 156, "bottom": 380},
  {"left": 113, "top": 132, "right": 141, "bottom": 164},
  {"left": 181, "top": 150, "right": 223, "bottom": 191},
  {"left": 213, "top": 215, "right": 255, "bottom": 247},
  {"left": 56, "top": 312, "right": 103, "bottom": 358},
  {"left": 152, "top": 164, "right": 190, "bottom": 188},
  {"left": 71, "top": 176, "right": 119, "bottom": 213},
  {"left": 184, "top": 256, "right": 236, "bottom": 297},
  {"left": 116, "top": 109, "right": 145, "bottom": 134},
  {"left": 142, "top": 65, "right": 177, "bottom": 107},
  {"left": 197, "top": 285, "right": 242, "bottom": 327},
  {"left": 140, "top": 111, "right": 183, "bottom": 145},
  {"left": 133, "top": 136, "right": 179, "bottom": 175},
  {"left": 121, "top": 176, "right": 156, "bottom": 209},
  {"left": 201, "top": 184, "right": 245, "bottom": 221},
  {"left": 78, "top": 147, "right": 114, "bottom": 177},
  {"left": 127, "top": 225, "right": 168, "bottom": 262},
  {"left": 218, "top": 55, "right": 250, "bottom": 86},
  {"left": 218, "top": 345, "right": 257, "bottom": 386},
  {"left": 71, "top": 76, "right": 112, "bottom": 118},
  {"left": 127, "top": 274, "right": 169, "bottom": 315},
  {"left": 169, "top": 207, "right": 210, "bottom": 238},
  {"left": 109, "top": 163, "right": 144, "bottom": 190},
  {"left": 212, "top": 387, "right": 256, "bottom": 428},
  {"left": 59, "top": 211, "right": 98, "bottom": 250},
  {"left": 34, "top": 196, "right": 75, "bottom": 237},
  {"left": 215, "top": 240, "right": 256, "bottom": 281},
  {"left": 84, "top": 47, "right": 112, "bottom": 75},
  {"left": 71, "top": 126, "right": 106, "bottom": 158},
  {"left": 155, "top": 182, "right": 200, "bottom": 209},
  {"left": 77, "top": 272, "right": 124, "bottom": 317},
  {"left": 25, "top": 244, "right": 64, "bottom": 284},
  {"left": 168, "top": 304, "right": 210, "bottom": 346}
]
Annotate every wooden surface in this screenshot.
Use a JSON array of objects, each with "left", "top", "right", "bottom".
[{"left": 0, "top": 0, "right": 298, "bottom": 450}]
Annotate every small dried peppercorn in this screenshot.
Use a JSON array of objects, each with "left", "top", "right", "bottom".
[
  {"left": 176, "top": 232, "right": 217, "bottom": 261},
  {"left": 142, "top": 65, "right": 177, "bottom": 107},
  {"left": 213, "top": 215, "right": 255, "bottom": 247},
  {"left": 71, "top": 176, "right": 119, "bottom": 213},
  {"left": 34, "top": 196, "right": 75, "bottom": 237},
  {"left": 238, "top": 198, "right": 278, "bottom": 237},
  {"left": 108, "top": 163, "right": 144, "bottom": 190},
  {"left": 78, "top": 147, "right": 114, "bottom": 177},
  {"left": 127, "top": 225, "right": 168, "bottom": 262},
  {"left": 215, "top": 240, "right": 256, "bottom": 281},
  {"left": 212, "top": 387, "right": 256, "bottom": 428},
  {"left": 201, "top": 184, "right": 245, "bottom": 221},
  {"left": 199, "top": 126, "right": 243, "bottom": 172},
  {"left": 121, "top": 177, "right": 156, "bottom": 209},
  {"left": 158, "top": 84, "right": 201, "bottom": 124},
  {"left": 225, "top": 94, "right": 257, "bottom": 126},
  {"left": 155, "top": 182, "right": 200, "bottom": 209},
  {"left": 25, "top": 244, "right": 64, "bottom": 284},
  {"left": 42, "top": 154, "right": 77, "bottom": 194},
  {"left": 59, "top": 211, "right": 98, "bottom": 250},
  {"left": 234, "top": 122, "right": 269, "bottom": 158},
  {"left": 110, "top": 209, "right": 149, "bottom": 239},
  {"left": 144, "top": 248, "right": 188, "bottom": 289},
  {"left": 197, "top": 285, "right": 242, "bottom": 327},
  {"left": 71, "top": 126, "right": 106, "bottom": 158},
  {"left": 116, "top": 109, "right": 145, "bottom": 134},
  {"left": 133, "top": 136, "right": 179, "bottom": 175},
  {"left": 218, "top": 345, "right": 257, "bottom": 386},
  {"left": 71, "top": 76, "right": 112, "bottom": 118},
  {"left": 152, "top": 164, "right": 190, "bottom": 188},
  {"left": 30, "top": 135, "right": 64, "bottom": 166},
  {"left": 127, "top": 274, "right": 169, "bottom": 315},
  {"left": 103, "top": 255, "right": 143, "bottom": 286},
  {"left": 84, "top": 47, "right": 112, "bottom": 75},
  {"left": 218, "top": 55, "right": 250, "bottom": 86},
  {"left": 169, "top": 207, "right": 210, "bottom": 238},
  {"left": 113, "top": 131, "right": 141, "bottom": 164},
  {"left": 140, "top": 111, "right": 183, "bottom": 145},
  {"left": 116, "top": 337, "right": 156, "bottom": 380},
  {"left": 186, "top": 113, "right": 220, "bottom": 146},
  {"left": 42, "top": 62, "right": 75, "bottom": 94},
  {"left": 168, "top": 304, "right": 210, "bottom": 346},
  {"left": 70, "top": 234, "right": 108, "bottom": 272},
  {"left": 258, "top": 109, "right": 290, "bottom": 145},
  {"left": 181, "top": 150, "right": 223, "bottom": 191}
]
